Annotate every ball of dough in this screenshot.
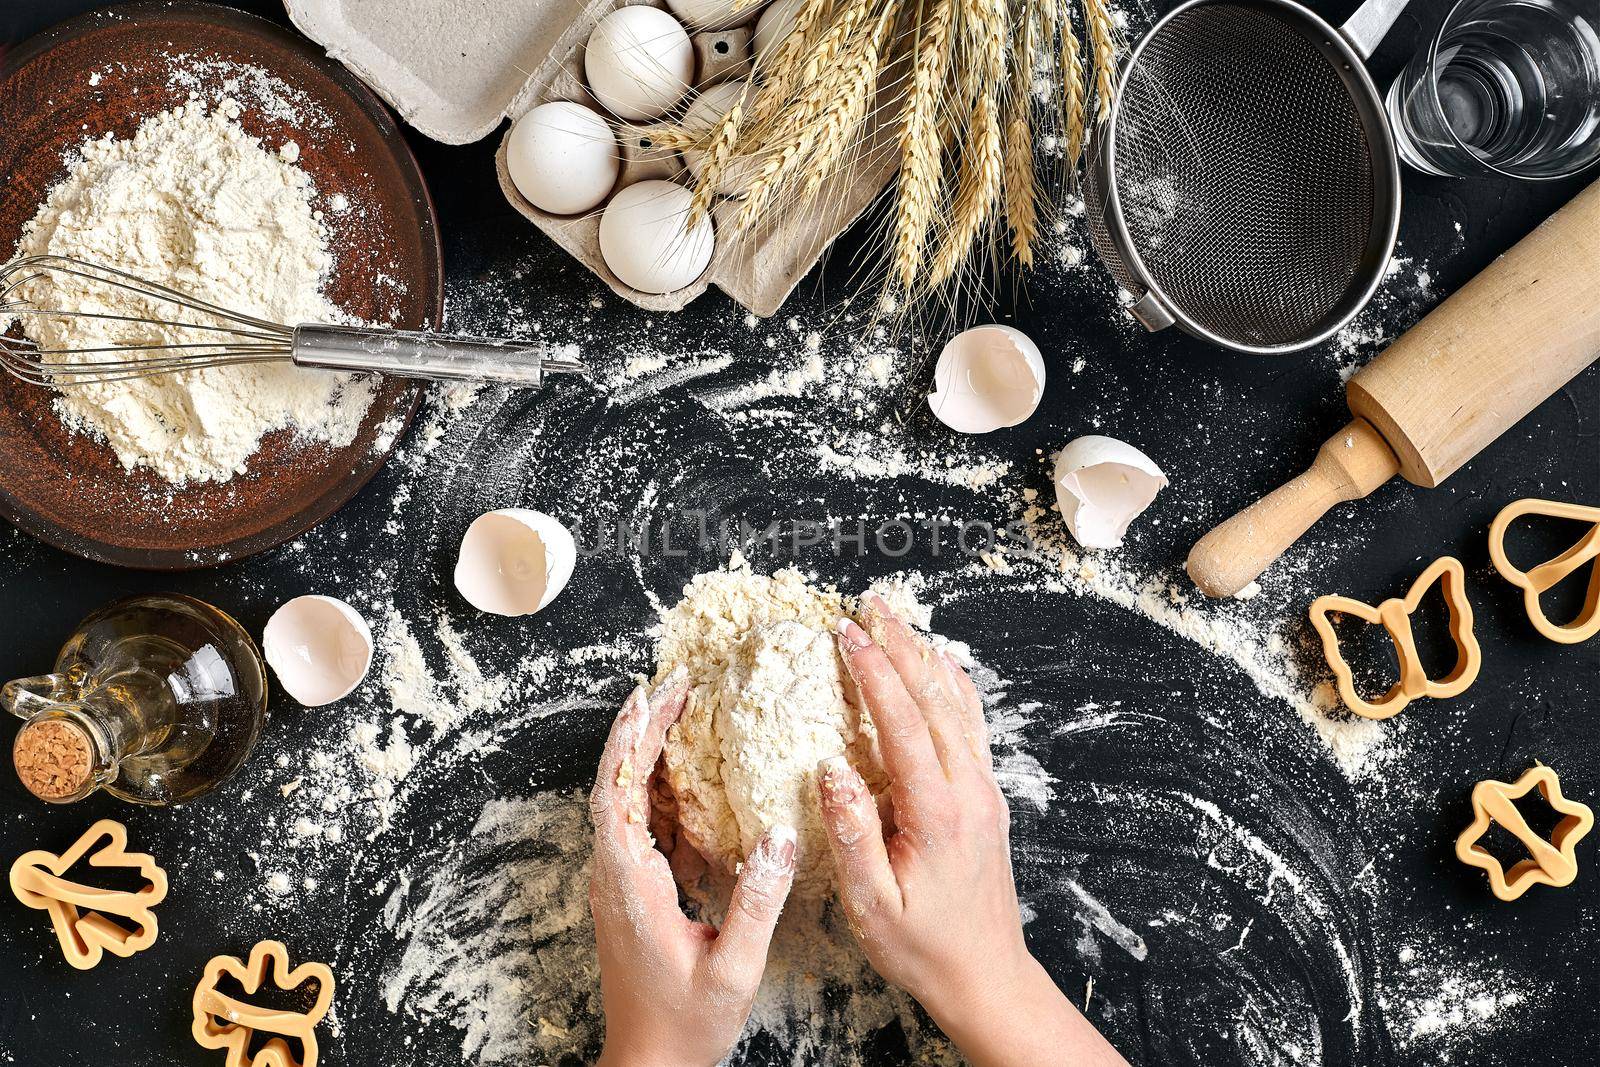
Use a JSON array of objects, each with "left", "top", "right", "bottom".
[
  {"left": 584, "top": 6, "right": 695, "bottom": 122},
  {"left": 663, "top": 620, "right": 886, "bottom": 896}
]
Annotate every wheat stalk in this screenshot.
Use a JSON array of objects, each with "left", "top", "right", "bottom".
[
  {"left": 736, "top": 0, "right": 881, "bottom": 228},
  {"left": 744, "top": 0, "right": 833, "bottom": 130},
  {"left": 800, "top": 2, "right": 896, "bottom": 197},
  {"left": 929, "top": 89, "right": 1002, "bottom": 287},
  {"left": 672, "top": 0, "right": 1122, "bottom": 314},
  {"left": 1003, "top": 6, "right": 1039, "bottom": 265},
  {"left": 889, "top": 0, "right": 954, "bottom": 292},
  {"left": 1084, "top": 0, "right": 1115, "bottom": 124},
  {"left": 1056, "top": 0, "right": 1087, "bottom": 168},
  {"left": 688, "top": 102, "right": 743, "bottom": 224}
]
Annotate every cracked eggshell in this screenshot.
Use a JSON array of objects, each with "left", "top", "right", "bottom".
[
  {"left": 262, "top": 595, "right": 373, "bottom": 707},
  {"left": 455, "top": 509, "right": 577, "bottom": 616},
  {"left": 927, "top": 325, "right": 1045, "bottom": 434},
  {"left": 1053, "top": 436, "right": 1168, "bottom": 549}
]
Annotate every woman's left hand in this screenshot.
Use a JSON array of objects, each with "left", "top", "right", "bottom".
[{"left": 590, "top": 667, "right": 797, "bottom": 1067}]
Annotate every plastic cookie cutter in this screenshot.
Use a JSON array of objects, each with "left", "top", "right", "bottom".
[
  {"left": 1308, "top": 556, "right": 1482, "bottom": 720},
  {"left": 1488, "top": 498, "right": 1600, "bottom": 644},
  {"left": 1456, "top": 765, "right": 1594, "bottom": 901},
  {"left": 7, "top": 818, "right": 168, "bottom": 969},
  {"left": 192, "top": 940, "right": 335, "bottom": 1067}
]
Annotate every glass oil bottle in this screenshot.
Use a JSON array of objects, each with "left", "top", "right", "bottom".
[{"left": 4, "top": 594, "right": 268, "bottom": 806}]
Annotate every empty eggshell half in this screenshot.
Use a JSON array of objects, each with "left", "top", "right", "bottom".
[
  {"left": 927, "top": 325, "right": 1045, "bottom": 434},
  {"left": 455, "top": 509, "right": 577, "bottom": 616},
  {"left": 1053, "top": 436, "right": 1168, "bottom": 550},
  {"left": 262, "top": 595, "right": 374, "bottom": 707}
]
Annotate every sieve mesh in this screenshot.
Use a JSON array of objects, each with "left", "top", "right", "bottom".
[{"left": 1094, "top": 2, "right": 1381, "bottom": 349}]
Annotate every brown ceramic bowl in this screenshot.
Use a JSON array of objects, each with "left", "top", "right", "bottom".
[{"left": 0, "top": 1, "right": 442, "bottom": 569}]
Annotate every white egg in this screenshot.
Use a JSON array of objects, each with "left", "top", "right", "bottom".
[
  {"left": 598, "top": 180, "right": 716, "bottom": 294},
  {"left": 754, "top": 0, "right": 805, "bottom": 59},
  {"left": 262, "top": 595, "right": 374, "bottom": 707},
  {"left": 585, "top": 7, "right": 695, "bottom": 122},
  {"left": 1053, "top": 436, "right": 1169, "bottom": 550},
  {"left": 506, "top": 101, "right": 619, "bottom": 215},
  {"left": 455, "top": 509, "right": 577, "bottom": 617},
  {"left": 927, "top": 325, "right": 1045, "bottom": 434},
  {"left": 665, "top": 0, "right": 753, "bottom": 30},
  {"left": 681, "top": 81, "right": 758, "bottom": 194}
]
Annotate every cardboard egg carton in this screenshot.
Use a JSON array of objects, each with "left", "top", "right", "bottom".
[{"left": 286, "top": 0, "right": 899, "bottom": 314}]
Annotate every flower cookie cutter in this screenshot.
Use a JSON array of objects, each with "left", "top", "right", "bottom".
[
  {"left": 192, "top": 940, "right": 335, "bottom": 1067},
  {"left": 7, "top": 818, "right": 168, "bottom": 969},
  {"left": 1488, "top": 498, "right": 1600, "bottom": 644},
  {"left": 1456, "top": 765, "right": 1594, "bottom": 901},
  {"left": 1308, "top": 556, "right": 1481, "bottom": 720}
]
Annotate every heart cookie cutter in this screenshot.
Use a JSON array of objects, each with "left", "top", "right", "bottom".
[
  {"left": 1488, "top": 498, "right": 1600, "bottom": 644},
  {"left": 8, "top": 818, "right": 167, "bottom": 969},
  {"left": 1456, "top": 765, "right": 1594, "bottom": 901},
  {"left": 192, "top": 940, "right": 335, "bottom": 1067},
  {"left": 1308, "top": 556, "right": 1482, "bottom": 720}
]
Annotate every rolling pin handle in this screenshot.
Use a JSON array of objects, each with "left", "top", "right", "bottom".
[{"left": 1186, "top": 419, "right": 1401, "bottom": 598}]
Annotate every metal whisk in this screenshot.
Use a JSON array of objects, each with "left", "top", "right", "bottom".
[{"left": 0, "top": 255, "right": 589, "bottom": 388}]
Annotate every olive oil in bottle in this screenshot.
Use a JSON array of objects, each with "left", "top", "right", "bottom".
[{"left": 5, "top": 594, "right": 268, "bottom": 806}]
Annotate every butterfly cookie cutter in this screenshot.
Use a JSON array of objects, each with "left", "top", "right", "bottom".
[
  {"left": 1308, "top": 556, "right": 1482, "bottom": 720},
  {"left": 1488, "top": 498, "right": 1600, "bottom": 644},
  {"left": 1456, "top": 765, "right": 1594, "bottom": 901},
  {"left": 192, "top": 940, "right": 335, "bottom": 1067},
  {"left": 8, "top": 818, "right": 168, "bottom": 969}
]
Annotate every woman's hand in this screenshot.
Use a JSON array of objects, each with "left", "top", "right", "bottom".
[
  {"left": 590, "top": 668, "right": 797, "bottom": 1067},
  {"left": 822, "top": 596, "right": 1128, "bottom": 1067}
]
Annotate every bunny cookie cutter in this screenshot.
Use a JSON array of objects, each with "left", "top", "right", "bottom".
[
  {"left": 8, "top": 818, "right": 168, "bottom": 969},
  {"left": 1456, "top": 765, "right": 1594, "bottom": 901},
  {"left": 1309, "top": 556, "right": 1482, "bottom": 720},
  {"left": 1488, "top": 498, "right": 1600, "bottom": 644},
  {"left": 192, "top": 940, "right": 335, "bottom": 1067}
]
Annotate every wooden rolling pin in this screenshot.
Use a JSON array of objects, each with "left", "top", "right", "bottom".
[{"left": 1188, "top": 179, "right": 1600, "bottom": 598}]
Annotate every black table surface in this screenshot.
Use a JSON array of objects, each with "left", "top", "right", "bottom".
[{"left": 1, "top": 1, "right": 1597, "bottom": 1065}]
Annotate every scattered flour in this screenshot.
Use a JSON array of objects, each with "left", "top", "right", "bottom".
[{"left": 7, "top": 97, "right": 374, "bottom": 484}]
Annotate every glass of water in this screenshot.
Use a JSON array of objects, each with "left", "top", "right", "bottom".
[{"left": 1386, "top": 0, "right": 1600, "bottom": 179}]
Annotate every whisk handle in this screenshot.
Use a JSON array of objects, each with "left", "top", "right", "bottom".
[{"left": 290, "top": 324, "right": 583, "bottom": 386}]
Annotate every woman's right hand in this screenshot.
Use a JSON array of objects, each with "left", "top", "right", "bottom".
[{"left": 821, "top": 596, "right": 1128, "bottom": 1067}]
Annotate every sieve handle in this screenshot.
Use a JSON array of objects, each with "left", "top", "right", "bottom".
[{"left": 1341, "top": 0, "right": 1411, "bottom": 60}]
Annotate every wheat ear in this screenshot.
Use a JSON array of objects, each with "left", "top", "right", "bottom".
[
  {"left": 744, "top": 0, "right": 832, "bottom": 130},
  {"left": 1058, "top": 0, "right": 1087, "bottom": 168},
  {"left": 890, "top": 0, "right": 954, "bottom": 292},
  {"left": 800, "top": 2, "right": 896, "bottom": 197},
  {"left": 1003, "top": 7, "right": 1039, "bottom": 265},
  {"left": 1084, "top": 0, "right": 1115, "bottom": 124},
  {"left": 688, "top": 103, "right": 743, "bottom": 224},
  {"left": 930, "top": 89, "right": 1002, "bottom": 287},
  {"left": 736, "top": 0, "right": 876, "bottom": 228}
]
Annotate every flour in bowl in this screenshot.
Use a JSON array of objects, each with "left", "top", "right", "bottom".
[{"left": 8, "top": 97, "right": 374, "bottom": 485}]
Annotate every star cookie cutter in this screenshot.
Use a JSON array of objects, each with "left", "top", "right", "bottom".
[
  {"left": 192, "top": 940, "right": 335, "bottom": 1067},
  {"left": 1308, "top": 556, "right": 1481, "bottom": 720},
  {"left": 1456, "top": 765, "right": 1594, "bottom": 901},
  {"left": 8, "top": 818, "right": 168, "bottom": 969},
  {"left": 1488, "top": 498, "right": 1600, "bottom": 644}
]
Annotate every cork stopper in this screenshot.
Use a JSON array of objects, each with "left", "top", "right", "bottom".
[{"left": 14, "top": 719, "right": 95, "bottom": 801}]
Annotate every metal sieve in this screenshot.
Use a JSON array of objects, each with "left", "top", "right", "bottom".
[{"left": 1084, "top": 0, "right": 1411, "bottom": 354}]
